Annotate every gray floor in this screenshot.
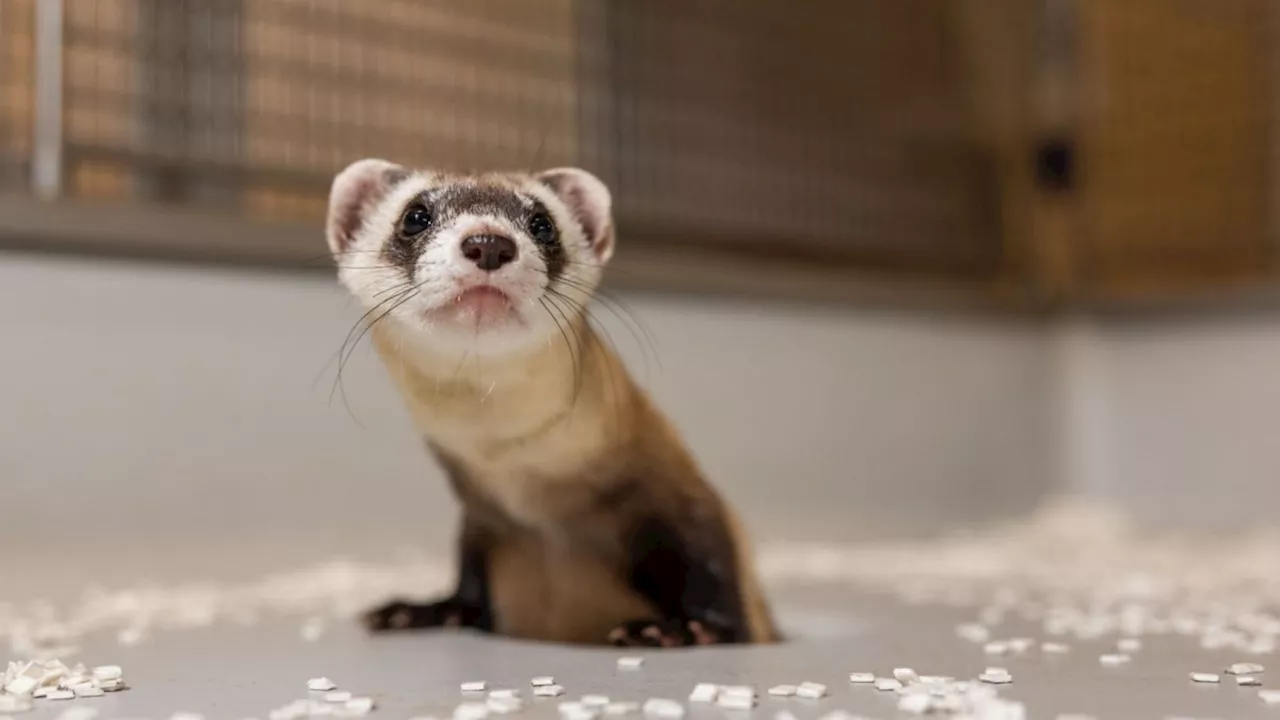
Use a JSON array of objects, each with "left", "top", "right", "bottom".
[{"left": 6, "top": 586, "right": 1276, "bottom": 720}]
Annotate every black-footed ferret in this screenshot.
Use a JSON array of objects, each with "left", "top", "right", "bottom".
[{"left": 325, "top": 159, "right": 778, "bottom": 646}]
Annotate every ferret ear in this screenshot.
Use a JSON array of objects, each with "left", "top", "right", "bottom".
[
  {"left": 326, "top": 158, "right": 410, "bottom": 256},
  {"left": 537, "top": 167, "right": 615, "bottom": 263}
]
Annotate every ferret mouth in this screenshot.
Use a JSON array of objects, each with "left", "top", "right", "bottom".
[{"left": 427, "top": 285, "right": 524, "bottom": 327}]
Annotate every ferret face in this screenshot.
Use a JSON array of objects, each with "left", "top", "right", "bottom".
[{"left": 326, "top": 160, "right": 615, "bottom": 359}]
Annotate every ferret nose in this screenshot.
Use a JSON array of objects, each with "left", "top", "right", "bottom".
[{"left": 460, "top": 235, "right": 517, "bottom": 271}]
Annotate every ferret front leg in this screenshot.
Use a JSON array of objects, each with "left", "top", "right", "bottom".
[
  {"left": 609, "top": 514, "right": 748, "bottom": 647},
  {"left": 364, "top": 517, "right": 495, "bottom": 633}
]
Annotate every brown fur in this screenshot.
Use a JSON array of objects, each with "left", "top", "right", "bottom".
[{"left": 370, "top": 316, "right": 779, "bottom": 645}]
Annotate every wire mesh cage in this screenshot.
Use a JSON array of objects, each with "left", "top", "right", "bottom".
[
  {"left": 2, "top": 0, "right": 1278, "bottom": 303},
  {"left": 0, "top": 0, "right": 1011, "bottom": 282}
]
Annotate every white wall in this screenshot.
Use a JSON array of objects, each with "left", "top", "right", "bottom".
[
  {"left": 0, "top": 252, "right": 1055, "bottom": 581},
  {"left": 1051, "top": 313, "right": 1280, "bottom": 530}
]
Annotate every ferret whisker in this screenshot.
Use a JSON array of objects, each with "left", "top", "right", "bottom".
[
  {"left": 539, "top": 297, "right": 582, "bottom": 406},
  {"left": 546, "top": 276, "right": 662, "bottom": 380}
]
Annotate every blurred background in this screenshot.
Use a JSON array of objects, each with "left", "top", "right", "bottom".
[{"left": 2, "top": 0, "right": 1280, "bottom": 584}]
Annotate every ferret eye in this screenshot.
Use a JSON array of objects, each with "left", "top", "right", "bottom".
[
  {"left": 399, "top": 204, "right": 433, "bottom": 237},
  {"left": 528, "top": 213, "right": 557, "bottom": 244}
]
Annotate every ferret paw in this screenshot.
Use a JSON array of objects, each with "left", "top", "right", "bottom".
[
  {"left": 362, "top": 598, "right": 489, "bottom": 633},
  {"left": 607, "top": 618, "right": 729, "bottom": 647}
]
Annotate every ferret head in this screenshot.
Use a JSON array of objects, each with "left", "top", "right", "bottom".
[{"left": 326, "top": 159, "right": 615, "bottom": 359}]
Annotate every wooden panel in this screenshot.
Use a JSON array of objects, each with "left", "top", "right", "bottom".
[{"left": 1075, "top": 0, "right": 1274, "bottom": 296}]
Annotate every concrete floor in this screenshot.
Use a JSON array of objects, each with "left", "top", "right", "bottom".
[{"left": 5, "top": 584, "right": 1276, "bottom": 720}]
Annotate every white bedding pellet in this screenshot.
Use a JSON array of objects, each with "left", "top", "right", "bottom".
[
  {"left": 324, "top": 692, "right": 352, "bottom": 703},
  {"left": 641, "top": 699, "right": 683, "bottom": 718},
  {"left": 617, "top": 658, "right": 644, "bottom": 670},
  {"left": 581, "top": 695, "right": 611, "bottom": 708},
  {"left": 956, "top": 623, "right": 990, "bottom": 643},
  {"left": 1008, "top": 637, "right": 1034, "bottom": 653},
  {"left": 1189, "top": 673, "right": 1220, "bottom": 684},
  {"left": 795, "top": 682, "right": 826, "bottom": 699},
  {"left": 91, "top": 666, "right": 122, "bottom": 683},
  {"left": 1260, "top": 689, "right": 1280, "bottom": 705},
  {"left": 533, "top": 685, "right": 566, "bottom": 698},
  {"left": 454, "top": 702, "right": 490, "bottom": 720},
  {"left": 983, "top": 641, "right": 1009, "bottom": 655},
  {"left": 1238, "top": 676, "right": 1262, "bottom": 687},
  {"left": 604, "top": 702, "right": 639, "bottom": 716},
  {"left": 688, "top": 684, "right": 718, "bottom": 703},
  {"left": 3, "top": 677, "right": 37, "bottom": 697},
  {"left": 73, "top": 687, "right": 104, "bottom": 698},
  {"left": 1055, "top": 715, "right": 1099, "bottom": 720},
  {"left": 99, "top": 679, "right": 126, "bottom": 692},
  {"left": 1117, "top": 638, "right": 1142, "bottom": 653},
  {"left": 1099, "top": 654, "right": 1131, "bottom": 666},
  {"left": 977, "top": 666, "right": 1008, "bottom": 681},
  {"left": 308, "top": 678, "right": 338, "bottom": 692},
  {"left": 1227, "top": 662, "right": 1265, "bottom": 675},
  {"left": 774, "top": 712, "right": 799, "bottom": 720},
  {"left": 874, "top": 678, "right": 902, "bottom": 691},
  {"left": 170, "top": 714, "right": 207, "bottom": 720},
  {"left": 766, "top": 685, "right": 796, "bottom": 697},
  {"left": 345, "top": 698, "right": 376, "bottom": 715},
  {"left": 893, "top": 668, "right": 918, "bottom": 684},
  {"left": 462, "top": 682, "right": 488, "bottom": 693},
  {"left": 1042, "top": 642, "right": 1070, "bottom": 654},
  {"left": 897, "top": 694, "right": 933, "bottom": 715},
  {"left": 489, "top": 690, "right": 520, "bottom": 700},
  {"left": 848, "top": 673, "right": 875, "bottom": 684},
  {"left": 45, "top": 690, "right": 75, "bottom": 701},
  {"left": 486, "top": 697, "right": 523, "bottom": 714},
  {"left": 531, "top": 677, "right": 556, "bottom": 687},
  {"left": 716, "top": 694, "right": 754, "bottom": 710}
]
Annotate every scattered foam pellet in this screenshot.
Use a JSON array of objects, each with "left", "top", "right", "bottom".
[
  {"left": 1099, "top": 654, "right": 1131, "bottom": 667},
  {"left": 1042, "top": 642, "right": 1070, "bottom": 654},
  {"left": 45, "top": 690, "right": 74, "bottom": 701},
  {"left": 979, "top": 669, "right": 1012, "bottom": 685},
  {"left": 300, "top": 618, "right": 326, "bottom": 642},
  {"left": 983, "top": 641, "right": 1009, "bottom": 656},
  {"left": 308, "top": 678, "right": 338, "bottom": 692},
  {"left": 1055, "top": 715, "right": 1099, "bottom": 720},
  {"left": 641, "top": 699, "right": 683, "bottom": 718},
  {"left": 90, "top": 667, "right": 121, "bottom": 683},
  {"left": 533, "top": 685, "right": 566, "bottom": 698},
  {"left": 1008, "top": 638, "right": 1034, "bottom": 653},
  {"left": 1117, "top": 638, "right": 1142, "bottom": 652},
  {"left": 716, "top": 694, "right": 754, "bottom": 711},
  {"left": 956, "top": 623, "right": 990, "bottom": 643},
  {"left": 3, "top": 678, "right": 36, "bottom": 698},
  {"left": 1189, "top": 673, "right": 1220, "bottom": 684},
  {"left": 454, "top": 702, "right": 490, "bottom": 720},
  {"left": 848, "top": 673, "right": 875, "bottom": 684},
  {"left": 604, "top": 702, "right": 638, "bottom": 716},
  {"left": 893, "top": 668, "right": 918, "bottom": 684},
  {"left": 345, "top": 698, "right": 376, "bottom": 715},
  {"left": 582, "top": 696, "right": 611, "bottom": 708},
  {"left": 767, "top": 685, "right": 796, "bottom": 697},
  {"left": 795, "top": 682, "right": 826, "bottom": 699},
  {"left": 324, "top": 692, "right": 352, "bottom": 703},
  {"left": 73, "top": 687, "right": 104, "bottom": 698},
  {"left": 1238, "top": 676, "right": 1262, "bottom": 687},
  {"left": 688, "top": 684, "right": 718, "bottom": 703},
  {"left": 1260, "top": 689, "right": 1280, "bottom": 705},
  {"left": 486, "top": 697, "right": 522, "bottom": 715},
  {"left": 873, "top": 678, "right": 902, "bottom": 692},
  {"left": 462, "top": 682, "right": 488, "bottom": 693},
  {"left": 489, "top": 690, "right": 520, "bottom": 700},
  {"left": 898, "top": 694, "right": 933, "bottom": 715},
  {"left": 171, "top": 714, "right": 206, "bottom": 720},
  {"left": 116, "top": 628, "right": 145, "bottom": 646},
  {"left": 1227, "top": 662, "right": 1265, "bottom": 675},
  {"left": 774, "top": 712, "right": 799, "bottom": 720},
  {"left": 531, "top": 677, "right": 555, "bottom": 687},
  {"left": 617, "top": 658, "right": 644, "bottom": 670}
]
